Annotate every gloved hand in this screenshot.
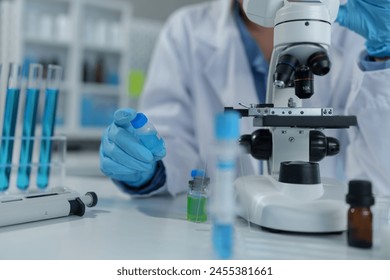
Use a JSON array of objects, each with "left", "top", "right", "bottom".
[
  {"left": 100, "top": 108, "right": 166, "bottom": 187},
  {"left": 336, "top": 0, "right": 390, "bottom": 58}
]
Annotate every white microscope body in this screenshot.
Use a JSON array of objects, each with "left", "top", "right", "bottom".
[{"left": 234, "top": 0, "right": 356, "bottom": 233}]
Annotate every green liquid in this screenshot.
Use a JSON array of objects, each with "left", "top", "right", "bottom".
[{"left": 187, "top": 195, "right": 207, "bottom": 223}]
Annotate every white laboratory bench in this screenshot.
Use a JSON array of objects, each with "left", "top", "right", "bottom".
[{"left": 0, "top": 173, "right": 388, "bottom": 260}]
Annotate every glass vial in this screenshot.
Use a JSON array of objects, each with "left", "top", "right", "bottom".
[
  {"left": 346, "top": 180, "right": 375, "bottom": 248},
  {"left": 130, "top": 113, "right": 164, "bottom": 156},
  {"left": 187, "top": 169, "right": 209, "bottom": 223}
]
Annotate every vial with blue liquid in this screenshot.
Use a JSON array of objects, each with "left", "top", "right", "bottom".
[{"left": 130, "top": 112, "right": 165, "bottom": 160}]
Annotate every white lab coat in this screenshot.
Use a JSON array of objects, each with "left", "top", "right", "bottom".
[{"left": 139, "top": 0, "right": 390, "bottom": 196}]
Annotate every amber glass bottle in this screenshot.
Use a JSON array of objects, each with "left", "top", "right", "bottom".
[{"left": 346, "top": 180, "right": 375, "bottom": 248}]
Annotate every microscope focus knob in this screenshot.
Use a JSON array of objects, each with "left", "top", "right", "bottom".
[
  {"left": 309, "top": 130, "right": 340, "bottom": 162},
  {"left": 239, "top": 129, "right": 272, "bottom": 160}
]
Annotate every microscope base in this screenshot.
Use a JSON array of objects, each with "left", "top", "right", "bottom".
[{"left": 235, "top": 175, "right": 348, "bottom": 233}]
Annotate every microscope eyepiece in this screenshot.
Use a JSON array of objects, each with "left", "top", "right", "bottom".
[{"left": 308, "top": 51, "right": 331, "bottom": 76}]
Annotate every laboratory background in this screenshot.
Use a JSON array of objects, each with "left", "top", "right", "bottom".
[
  {"left": 0, "top": 0, "right": 208, "bottom": 175},
  {"left": 0, "top": 0, "right": 389, "bottom": 263}
]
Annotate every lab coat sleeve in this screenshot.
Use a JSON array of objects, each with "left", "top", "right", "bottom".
[
  {"left": 345, "top": 55, "right": 390, "bottom": 196},
  {"left": 137, "top": 10, "right": 201, "bottom": 196},
  {"left": 112, "top": 160, "right": 168, "bottom": 197},
  {"left": 359, "top": 55, "right": 390, "bottom": 71}
]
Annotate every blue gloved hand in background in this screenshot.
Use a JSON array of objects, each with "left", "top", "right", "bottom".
[
  {"left": 336, "top": 0, "right": 390, "bottom": 58},
  {"left": 100, "top": 108, "right": 166, "bottom": 187}
]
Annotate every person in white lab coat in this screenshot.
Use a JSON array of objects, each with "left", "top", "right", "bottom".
[{"left": 100, "top": 0, "right": 390, "bottom": 197}]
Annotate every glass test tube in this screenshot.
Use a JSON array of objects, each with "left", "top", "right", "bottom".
[
  {"left": 17, "top": 63, "right": 43, "bottom": 191},
  {"left": 37, "top": 65, "right": 62, "bottom": 189},
  {"left": 0, "top": 63, "right": 22, "bottom": 192}
]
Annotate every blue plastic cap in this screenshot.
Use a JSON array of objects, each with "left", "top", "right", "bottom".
[
  {"left": 215, "top": 111, "right": 240, "bottom": 140},
  {"left": 191, "top": 169, "right": 205, "bottom": 178},
  {"left": 130, "top": 113, "right": 148, "bottom": 129}
]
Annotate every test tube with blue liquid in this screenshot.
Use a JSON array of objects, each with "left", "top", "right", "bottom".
[
  {"left": 37, "top": 65, "right": 63, "bottom": 189},
  {"left": 212, "top": 111, "right": 240, "bottom": 259},
  {"left": 0, "top": 63, "right": 22, "bottom": 192},
  {"left": 17, "top": 63, "right": 43, "bottom": 191},
  {"left": 130, "top": 112, "right": 166, "bottom": 160}
]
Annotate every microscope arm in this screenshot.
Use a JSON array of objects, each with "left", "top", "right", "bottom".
[{"left": 244, "top": 0, "right": 340, "bottom": 106}]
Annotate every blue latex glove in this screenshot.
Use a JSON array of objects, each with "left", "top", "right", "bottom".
[
  {"left": 100, "top": 108, "right": 166, "bottom": 187},
  {"left": 336, "top": 0, "right": 390, "bottom": 58}
]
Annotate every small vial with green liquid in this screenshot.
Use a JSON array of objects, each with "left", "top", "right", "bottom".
[{"left": 187, "top": 169, "right": 209, "bottom": 223}]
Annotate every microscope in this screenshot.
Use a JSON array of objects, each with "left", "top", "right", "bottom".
[{"left": 230, "top": 0, "right": 357, "bottom": 233}]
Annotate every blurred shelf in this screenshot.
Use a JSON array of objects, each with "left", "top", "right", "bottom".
[
  {"left": 1, "top": 0, "right": 133, "bottom": 147},
  {"left": 81, "top": 83, "right": 120, "bottom": 96},
  {"left": 82, "top": 43, "right": 123, "bottom": 55},
  {"left": 24, "top": 36, "right": 71, "bottom": 48},
  {"left": 57, "top": 127, "right": 105, "bottom": 141},
  {"left": 19, "top": 0, "right": 131, "bottom": 141}
]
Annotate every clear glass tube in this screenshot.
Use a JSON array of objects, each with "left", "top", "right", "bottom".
[
  {"left": 46, "top": 64, "right": 62, "bottom": 90},
  {"left": 0, "top": 63, "right": 22, "bottom": 192},
  {"left": 27, "top": 63, "right": 43, "bottom": 89},
  {"left": 37, "top": 65, "right": 63, "bottom": 189},
  {"left": 7, "top": 63, "right": 21, "bottom": 89},
  {"left": 17, "top": 63, "right": 43, "bottom": 191}
]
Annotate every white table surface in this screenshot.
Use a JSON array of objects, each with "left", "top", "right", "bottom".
[{"left": 0, "top": 173, "right": 387, "bottom": 260}]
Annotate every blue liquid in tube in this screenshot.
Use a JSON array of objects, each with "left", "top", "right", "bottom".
[
  {"left": 0, "top": 88, "right": 21, "bottom": 191},
  {"left": 212, "top": 223, "right": 233, "bottom": 259},
  {"left": 37, "top": 88, "right": 59, "bottom": 189},
  {"left": 138, "top": 133, "right": 164, "bottom": 155},
  {"left": 212, "top": 111, "right": 239, "bottom": 260},
  {"left": 17, "top": 88, "right": 40, "bottom": 190}
]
